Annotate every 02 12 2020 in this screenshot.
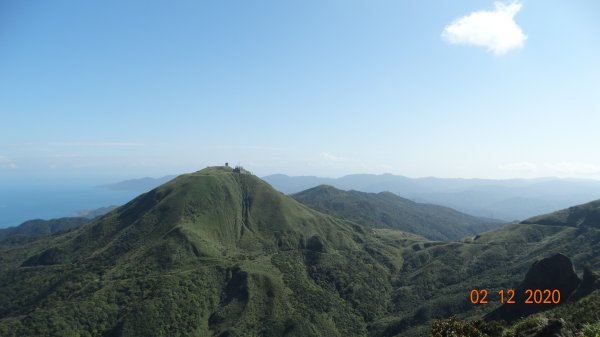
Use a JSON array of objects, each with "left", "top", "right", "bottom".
[{"left": 469, "top": 289, "right": 561, "bottom": 304}]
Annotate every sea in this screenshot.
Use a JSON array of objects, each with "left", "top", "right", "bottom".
[{"left": 0, "top": 185, "right": 140, "bottom": 228}]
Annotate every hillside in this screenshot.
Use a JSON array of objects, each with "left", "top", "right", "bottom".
[
  {"left": 521, "top": 199, "right": 600, "bottom": 228},
  {"left": 432, "top": 199, "right": 600, "bottom": 336},
  {"left": 0, "top": 205, "right": 119, "bottom": 243},
  {"left": 1, "top": 167, "right": 600, "bottom": 336},
  {"left": 292, "top": 185, "right": 503, "bottom": 241},
  {"left": 0, "top": 217, "right": 90, "bottom": 241}
]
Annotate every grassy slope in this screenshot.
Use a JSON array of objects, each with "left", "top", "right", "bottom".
[
  {"left": 1, "top": 167, "right": 599, "bottom": 337},
  {"left": 292, "top": 185, "right": 503, "bottom": 241},
  {"left": 522, "top": 199, "right": 600, "bottom": 228}
]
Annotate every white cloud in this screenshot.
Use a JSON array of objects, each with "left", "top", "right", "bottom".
[{"left": 442, "top": 1, "right": 527, "bottom": 55}]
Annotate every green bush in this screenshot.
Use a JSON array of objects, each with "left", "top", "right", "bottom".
[
  {"left": 582, "top": 321, "right": 600, "bottom": 337},
  {"left": 431, "top": 316, "right": 488, "bottom": 337}
]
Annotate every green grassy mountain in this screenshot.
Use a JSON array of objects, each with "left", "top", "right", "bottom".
[
  {"left": 0, "top": 167, "right": 420, "bottom": 336},
  {"left": 521, "top": 199, "right": 600, "bottom": 228},
  {"left": 1, "top": 167, "right": 600, "bottom": 337},
  {"left": 292, "top": 185, "right": 503, "bottom": 241}
]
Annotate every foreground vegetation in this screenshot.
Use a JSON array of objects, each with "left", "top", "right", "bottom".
[{"left": 431, "top": 288, "right": 600, "bottom": 337}]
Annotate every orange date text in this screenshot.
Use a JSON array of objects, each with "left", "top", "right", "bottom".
[{"left": 468, "top": 289, "right": 560, "bottom": 305}]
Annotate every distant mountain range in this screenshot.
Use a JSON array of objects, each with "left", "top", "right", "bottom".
[
  {"left": 101, "top": 175, "right": 176, "bottom": 192},
  {"left": 263, "top": 174, "right": 600, "bottom": 221},
  {"left": 72, "top": 205, "right": 118, "bottom": 219},
  {"left": 1, "top": 167, "right": 599, "bottom": 336}
]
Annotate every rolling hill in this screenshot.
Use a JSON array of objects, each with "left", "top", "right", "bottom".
[
  {"left": 264, "top": 173, "right": 600, "bottom": 221},
  {"left": 0, "top": 206, "right": 118, "bottom": 243},
  {"left": 0, "top": 217, "right": 90, "bottom": 242},
  {"left": 291, "top": 185, "right": 503, "bottom": 241},
  {"left": 1, "top": 167, "right": 599, "bottom": 336}
]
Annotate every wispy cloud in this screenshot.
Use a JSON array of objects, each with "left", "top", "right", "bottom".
[
  {"left": 214, "top": 145, "right": 283, "bottom": 151},
  {"left": 54, "top": 142, "right": 144, "bottom": 147},
  {"left": 15, "top": 141, "right": 145, "bottom": 148},
  {"left": 500, "top": 162, "right": 600, "bottom": 177},
  {"left": 320, "top": 152, "right": 348, "bottom": 163},
  {"left": 44, "top": 154, "right": 83, "bottom": 158},
  {"left": 499, "top": 162, "right": 538, "bottom": 173},
  {"left": 380, "top": 164, "right": 393, "bottom": 170},
  {"left": 0, "top": 156, "right": 17, "bottom": 169},
  {"left": 442, "top": 1, "right": 527, "bottom": 55},
  {"left": 545, "top": 162, "right": 600, "bottom": 176}
]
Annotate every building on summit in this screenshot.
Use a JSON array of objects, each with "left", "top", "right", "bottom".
[{"left": 233, "top": 166, "right": 249, "bottom": 174}]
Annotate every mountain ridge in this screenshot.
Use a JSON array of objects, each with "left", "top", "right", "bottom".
[
  {"left": 101, "top": 175, "right": 177, "bottom": 192},
  {"left": 0, "top": 217, "right": 90, "bottom": 242},
  {"left": 291, "top": 184, "right": 503, "bottom": 241}
]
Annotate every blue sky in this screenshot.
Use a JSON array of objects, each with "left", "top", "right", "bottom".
[{"left": 1, "top": 0, "right": 599, "bottom": 184}]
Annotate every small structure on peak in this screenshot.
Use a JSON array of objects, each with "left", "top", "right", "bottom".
[
  {"left": 225, "top": 162, "right": 229, "bottom": 167},
  {"left": 233, "top": 166, "right": 249, "bottom": 174}
]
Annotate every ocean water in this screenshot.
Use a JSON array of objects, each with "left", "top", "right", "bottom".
[{"left": 0, "top": 186, "right": 140, "bottom": 228}]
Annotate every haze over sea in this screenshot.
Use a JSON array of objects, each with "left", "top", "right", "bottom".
[{"left": 0, "top": 185, "right": 137, "bottom": 228}]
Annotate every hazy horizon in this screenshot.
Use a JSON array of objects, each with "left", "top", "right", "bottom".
[
  {"left": 5, "top": 167, "right": 600, "bottom": 228},
  {"left": 6, "top": 168, "right": 600, "bottom": 189},
  {"left": 2, "top": 1, "right": 599, "bottom": 184}
]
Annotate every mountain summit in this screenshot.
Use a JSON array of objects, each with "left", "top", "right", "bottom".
[
  {"left": 47, "top": 166, "right": 370, "bottom": 262},
  {"left": 0, "top": 166, "right": 418, "bottom": 336}
]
